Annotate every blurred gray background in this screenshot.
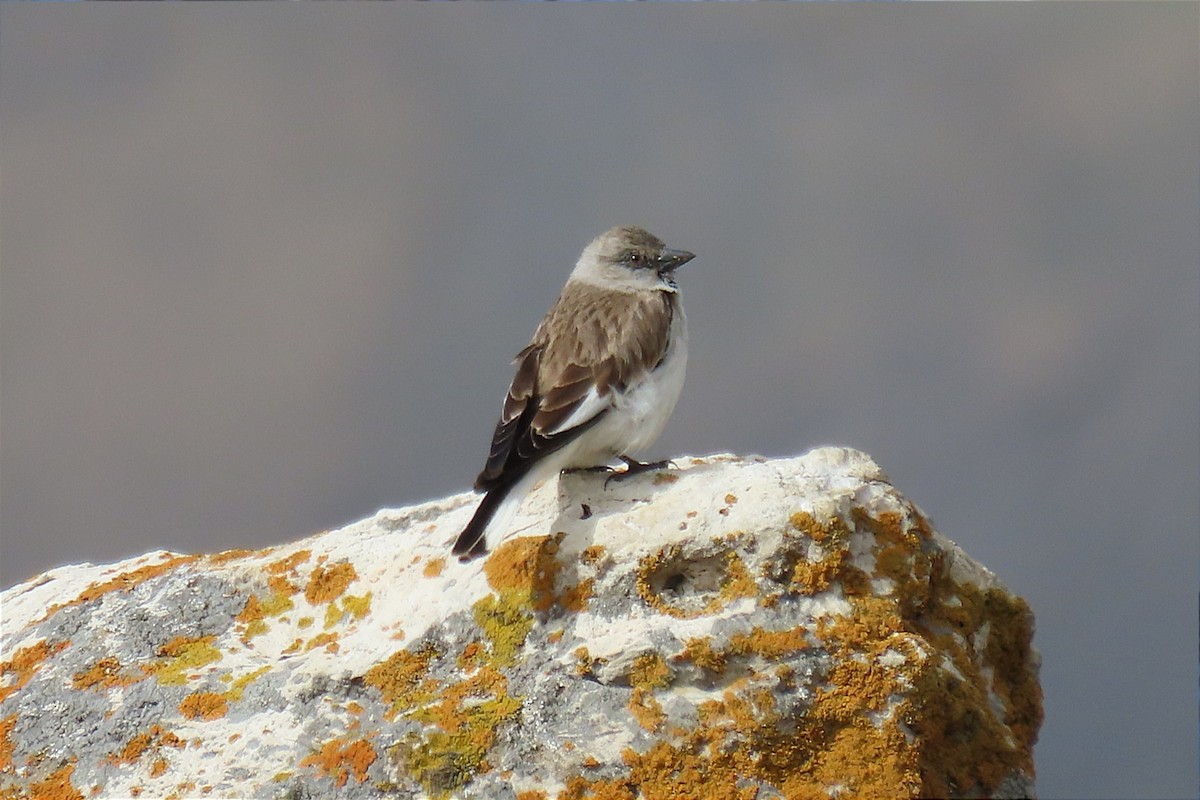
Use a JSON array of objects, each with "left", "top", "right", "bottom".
[{"left": 1, "top": 5, "right": 1196, "bottom": 798}]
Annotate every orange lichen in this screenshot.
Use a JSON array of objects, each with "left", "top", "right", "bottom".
[
  {"left": 0, "top": 714, "right": 16, "bottom": 772},
  {"left": 0, "top": 640, "right": 70, "bottom": 702},
  {"left": 207, "top": 548, "right": 258, "bottom": 565},
  {"left": 268, "top": 549, "right": 311, "bottom": 575},
  {"left": 720, "top": 553, "right": 757, "bottom": 601},
  {"left": 627, "top": 654, "right": 671, "bottom": 733},
  {"left": 629, "top": 689, "right": 665, "bottom": 733},
  {"left": 304, "top": 633, "right": 340, "bottom": 653},
  {"left": 106, "top": 726, "right": 184, "bottom": 768},
  {"left": 483, "top": 535, "right": 562, "bottom": 614},
  {"left": 305, "top": 562, "right": 358, "bottom": 605},
  {"left": 300, "top": 737, "right": 376, "bottom": 789},
  {"left": 364, "top": 644, "right": 440, "bottom": 719},
  {"left": 559, "top": 578, "right": 595, "bottom": 612},
  {"left": 263, "top": 549, "right": 311, "bottom": 595},
  {"left": 580, "top": 545, "right": 607, "bottom": 566},
  {"left": 727, "top": 626, "right": 808, "bottom": 659},
  {"left": 39, "top": 555, "right": 200, "bottom": 622},
  {"left": 71, "top": 656, "right": 140, "bottom": 692},
  {"left": 679, "top": 637, "right": 725, "bottom": 674},
  {"left": 178, "top": 692, "right": 229, "bottom": 721},
  {"left": 28, "top": 762, "right": 84, "bottom": 800},
  {"left": 558, "top": 504, "right": 1039, "bottom": 798},
  {"left": 149, "top": 757, "right": 169, "bottom": 778},
  {"left": 423, "top": 558, "right": 446, "bottom": 578}
]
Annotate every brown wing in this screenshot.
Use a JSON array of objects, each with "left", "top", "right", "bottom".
[{"left": 474, "top": 284, "right": 676, "bottom": 491}]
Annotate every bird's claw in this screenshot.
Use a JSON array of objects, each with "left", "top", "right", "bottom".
[{"left": 604, "top": 456, "right": 676, "bottom": 488}]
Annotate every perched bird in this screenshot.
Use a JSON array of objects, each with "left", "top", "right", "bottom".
[{"left": 451, "top": 226, "right": 694, "bottom": 560}]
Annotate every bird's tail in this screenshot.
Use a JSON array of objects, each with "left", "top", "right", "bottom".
[{"left": 451, "top": 474, "right": 530, "bottom": 560}]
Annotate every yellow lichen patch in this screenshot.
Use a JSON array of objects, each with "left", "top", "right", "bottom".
[
  {"left": 71, "top": 656, "right": 141, "bottom": 692},
  {"left": 236, "top": 593, "right": 291, "bottom": 643},
  {"left": 28, "top": 762, "right": 84, "bottom": 800},
  {"left": 223, "top": 666, "right": 270, "bottom": 703},
  {"left": 629, "top": 654, "right": 671, "bottom": 690},
  {"left": 300, "top": 737, "right": 377, "bottom": 789},
  {"left": 143, "top": 636, "right": 221, "bottom": 686},
  {"left": 0, "top": 640, "right": 70, "bottom": 703},
  {"left": 483, "top": 534, "right": 562, "bottom": 614},
  {"left": 39, "top": 555, "right": 200, "bottom": 623},
  {"left": 324, "top": 593, "right": 373, "bottom": 630},
  {"left": 472, "top": 592, "right": 534, "bottom": 667},
  {"left": 364, "top": 644, "right": 440, "bottom": 719},
  {"left": 391, "top": 666, "right": 521, "bottom": 799},
  {"left": 652, "top": 472, "right": 679, "bottom": 485},
  {"left": 305, "top": 562, "right": 359, "bottom": 605},
  {"left": 423, "top": 558, "right": 447, "bottom": 578},
  {"left": 178, "top": 692, "right": 229, "bottom": 721}
]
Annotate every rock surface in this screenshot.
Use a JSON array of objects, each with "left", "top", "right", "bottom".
[{"left": 0, "top": 448, "right": 1041, "bottom": 799}]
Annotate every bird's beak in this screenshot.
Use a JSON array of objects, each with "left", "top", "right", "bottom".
[{"left": 656, "top": 248, "right": 695, "bottom": 274}]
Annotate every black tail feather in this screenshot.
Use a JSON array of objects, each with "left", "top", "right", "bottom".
[{"left": 452, "top": 482, "right": 516, "bottom": 560}]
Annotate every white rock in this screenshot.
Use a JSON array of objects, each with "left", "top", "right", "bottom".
[{"left": 0, "top": 448, "right": 1041, "bottom": 799}]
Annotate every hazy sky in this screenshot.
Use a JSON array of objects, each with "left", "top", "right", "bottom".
[{"left": 1, "top": 6, "right": 1196, "bottom": 798}]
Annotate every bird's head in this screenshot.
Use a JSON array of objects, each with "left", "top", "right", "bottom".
[{"left": 571, "top": 226, "right": 695, "bottom": 293}]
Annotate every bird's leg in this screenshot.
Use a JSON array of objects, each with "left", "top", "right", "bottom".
[
  {"left": 604, "top": 456, "right": 676, "bottom": 488},
  {"left": 561, "top": 464, "right": 616, "bottom": 475}
]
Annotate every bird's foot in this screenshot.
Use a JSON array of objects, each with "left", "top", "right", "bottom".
[
  {"left": 604, "top": 456, "right": 675, "bottom": 488},
  {"left": 562, "top": 464, "right": 616, "bottom": 475}
]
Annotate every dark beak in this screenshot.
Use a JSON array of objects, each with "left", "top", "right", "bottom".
[{"left": 656, "top": 248, "right": 695, "bottom": 274}]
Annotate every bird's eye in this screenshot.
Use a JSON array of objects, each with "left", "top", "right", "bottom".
[{"left": 627, "top": 252, "right": 642, "bottom": 264}]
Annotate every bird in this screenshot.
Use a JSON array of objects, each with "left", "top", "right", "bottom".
[{"left": 451, "top": 225, "right": 694, "bottom": 560}]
